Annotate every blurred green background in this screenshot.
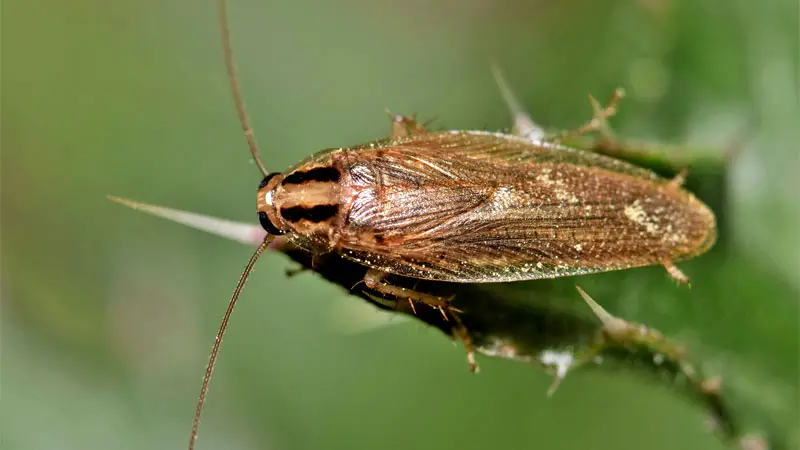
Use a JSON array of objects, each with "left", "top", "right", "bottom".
[{"left": 2, "top": 0, "right": 798, "bottom": 449}]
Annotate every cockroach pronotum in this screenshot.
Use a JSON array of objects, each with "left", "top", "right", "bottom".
[{"left": 119, "top": 1, "right": 718, "bottom": 448}]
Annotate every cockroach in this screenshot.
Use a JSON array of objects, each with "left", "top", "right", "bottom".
[{"left": 183, "top": 1, "right": 717, "bottom": 448}]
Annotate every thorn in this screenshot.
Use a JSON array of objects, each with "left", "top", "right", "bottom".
[
  {"left": 575, "top": 285, "right": 628, "bottom": 336},
  {"left": 588, "top": 88, "right": 625, "bottom": 139},
  {"left": 553, "top": 88, "right": 624, "bottom": 142},
  {"left": 107, "top": 195, "right": 267, "bottom": 246},
  {"left": 587, "top": 90, "right": 621, "bottom": 139},
  {"left": 546, "top": 376, "right": 563, "bottom": 397},
  {"left": 490, "top": 63, "right": 545, "bottom": 141},
  {"left": 611, "top": 87, "right": 626, "bottom": 105},
  {"left": 588, "top": 94, "right": 604, "bottom": 117},
  {"left": 701, "top": 375, "right": 723, "bottom": 394},
  {"left": 491, "top": 63, "right": 525, "bottom": 118}
]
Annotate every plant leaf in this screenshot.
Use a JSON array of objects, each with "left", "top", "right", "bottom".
[
  {"left": 108, "top": 79, "right": 797, "bottom": 449},
  {"left": 108, "top": 156, "right": 797, "bottom": 450}
]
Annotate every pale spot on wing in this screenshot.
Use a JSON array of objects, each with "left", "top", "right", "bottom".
[
  {"left": 624, "top": 199, "right": 661, "bottom": 235},
  {"left": 555, "top": 188, "right": 580, "bottom": 204},
  {"left": 535, "top": 167, "right": 580, "bottom": 204}
]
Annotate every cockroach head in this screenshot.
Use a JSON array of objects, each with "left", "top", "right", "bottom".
[{"left": 256, "top": 172, "right": 286, "bottom": 235}]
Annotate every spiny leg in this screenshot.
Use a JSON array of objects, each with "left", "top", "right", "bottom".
[
  {"left": 665, "top": 167, "right": 689, "bottom": 190},
  {"left": 663, "top": 260, "right": 691, "bottom": 286},
  {"left": 362, "top": 269, "right": 476, "bottom": 372},
  {"left": 362, "top": 268, "right": 482, "bottom": 371},
  {"left": 359, "top": 288, "right": 476, "bottom": 373},
  {"left": 450, "top": 312, "right": 479, "bottom": 373},
  {"left": 363, "top": 268, "right": 454, "bottom": 321},
  {"left": 285, "top": 253, "right": 325, "bottom": 278}
]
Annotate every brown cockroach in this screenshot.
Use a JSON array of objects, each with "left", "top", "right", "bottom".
[{"left": 183, "top": 1, "right": 717, "bottom": 448}]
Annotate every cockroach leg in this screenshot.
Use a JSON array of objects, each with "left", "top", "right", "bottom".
[
  {"left": 666, "top": 167, "right": 689, "bottom": 190},
  {"left": 450, "top": 312, "right": 479, "bottom": 373},
  {"left": 363, "top": 268, "right": 456, "bottom": 317},
  {"left": 285, "top": 266, "right": 308, "bottom": 278},
  {"left": 361, "top": 276, "right": 476, "bottom": 372},
  {"left": 385, "top": 109, "right": 429, "bottom": 137},
  {"left": 553, "top": 88, "right": 625, "bottom": 142},
  {"left": 285, "top": 253, "right": 325, "bottom": 278},
  {"left": 662, "top": 260, "right": 691, "bottom": 286},
  {"left": 407, "top": 298, "right": 418, "bottom": 315}
]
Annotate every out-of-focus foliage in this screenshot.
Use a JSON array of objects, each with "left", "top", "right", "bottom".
[{"left": 2, "top": 1, "right": 797, "bottom": 450}]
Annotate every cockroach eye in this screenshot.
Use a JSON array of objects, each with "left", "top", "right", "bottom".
[
  {"left": 258, "top": 211, "right": 284, "bottom": 235},
  {"left": 259, "top": 172, "right": 281, "bottom": 189}
]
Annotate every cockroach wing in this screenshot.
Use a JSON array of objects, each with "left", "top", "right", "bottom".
[
  {"left": 346, "top": 130, "right": 662, "bottom": 181},
  {"left": 331, "top": 131, "right": 717, "bottom": 283}
]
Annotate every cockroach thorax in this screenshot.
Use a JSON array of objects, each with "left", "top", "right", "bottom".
[{"left": 257, "top": 165, "right": 344, "bottom": 239}]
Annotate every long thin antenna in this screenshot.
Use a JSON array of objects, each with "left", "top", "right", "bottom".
[
  {"left": 189, "top": 235, "right": 274, "bottom": 450},
  {"left": 217, "top": 0, "right": 269, "bottom": 177}
]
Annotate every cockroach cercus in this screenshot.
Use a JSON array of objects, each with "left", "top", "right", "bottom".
[{"left": 112, "top": 1, "right": 717, "bottom": 449}]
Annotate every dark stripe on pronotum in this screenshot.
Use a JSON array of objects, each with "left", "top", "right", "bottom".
[
  {"left": 281, "top": 166, "right": 341, "bottom": 185},
  {"left": 280, "top": 204, "right": 340, "bottom": 223}
]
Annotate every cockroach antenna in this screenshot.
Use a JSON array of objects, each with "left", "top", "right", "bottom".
[
  {"left": 217, "top": 0, "right": 267, "bottom": 177},
  {"left": 188, "top": 1, "right": 271, "bottom": 449},
  {"left": 188, "top": 236, "right": 272, "bottom": 450}
]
